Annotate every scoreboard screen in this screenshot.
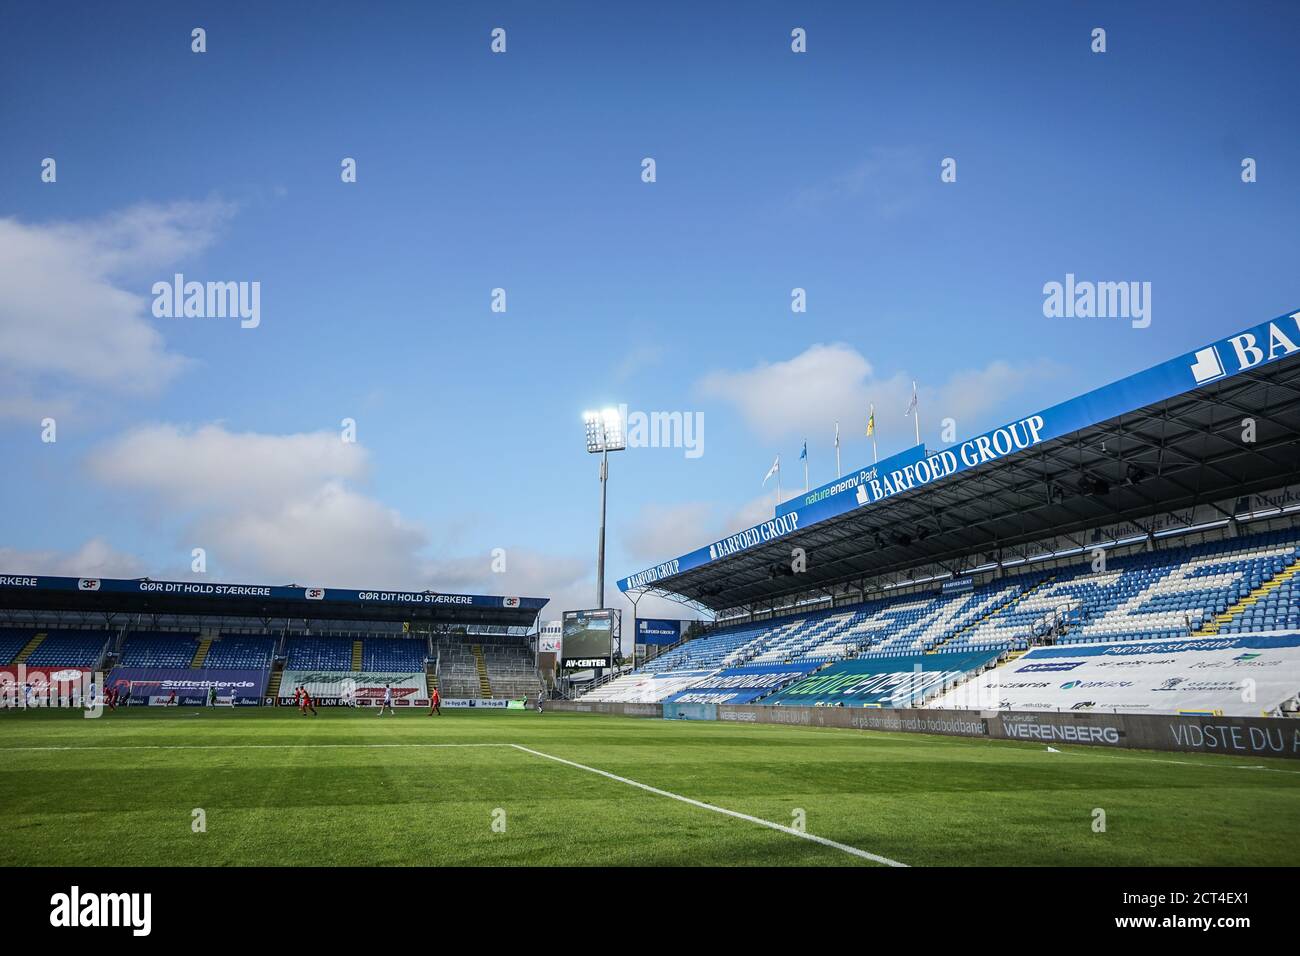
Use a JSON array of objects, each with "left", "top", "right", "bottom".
[{"left": 561, "top": 609, "right": 617, "bottom": 668}]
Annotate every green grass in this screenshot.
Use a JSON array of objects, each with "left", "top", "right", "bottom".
[{"left": 1, "top": 707, "right": 1297, "bottom": 866}]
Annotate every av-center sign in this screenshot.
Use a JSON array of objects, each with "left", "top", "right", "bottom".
[{"left": 562, "top": 608, "right": 619, "bottom": 669}]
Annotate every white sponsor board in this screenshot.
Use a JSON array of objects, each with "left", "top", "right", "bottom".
[
  {"left": 926, "top": 633, "right": 1300, "bottom": 716},
  {"left": 582, "top": 669, "right": 716, "bottom": 704},
  {"left": 279, "top": 670, "right": 427, "bottom": 707}
]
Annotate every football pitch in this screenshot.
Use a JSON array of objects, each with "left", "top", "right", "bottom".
[{"left": 2, "top": 708, "right": 1297, "bottom": 867}]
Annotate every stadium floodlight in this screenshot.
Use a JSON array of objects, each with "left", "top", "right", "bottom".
[
  {"left": 583, "top": 407, "right": 626, "bottom": 453},
  {"left": 582, "top": 408, "right": 626, "bottom": 615}
]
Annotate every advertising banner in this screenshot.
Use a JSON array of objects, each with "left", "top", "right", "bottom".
[
  {"left": 0, "top": 574, "right": 545, "bottom": 612},
  {"left": 635, "top": 618, "right": 683, "bottom": 646},
  {"left": 774, "top": 443, "right": 927, "bottom": 518},
  {"left": 927, "top": 633, "right": 1300, "bottom": 717},
  {"left": 763, "top": 650, "right": 1001, "bottom": 708},
  {"left": 278, "top": 670, "right": 427, "bottom": 707},
  {"left": 663, "top": 663, "right": 818, "bottom": 705},
  {"left": 548, "top": 699, "right": 1300, "bottom": 759},
  {"left": 107, "top": 668, "right": 267, "bottom": 705},
  {"left": 0, "top": 665, "right": 92, "bottom": 707},
  {"left": 619, "top": 308, "right": 1300, "bottom": 592},
  {"left": 663, "top": 701, "right": 717, "bottom": 721},
  {"left": 441, "top": 698, "right": 515, "bottom": 709}
]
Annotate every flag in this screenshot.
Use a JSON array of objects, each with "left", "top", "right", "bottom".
[
  {"left": 834, "top": 421, "right": 840, "bottom": 449},
  {"left": 904, "top": 382, "right": 918, "bottom": 417},
  {"left": 799, "top": 441, "right": 807, "bottom": 461},
  {"left": 866, "top": 405, "right": 875, "bottom": 437},
  {"left": 763, "top": 455, "right": 780, "bottom": 486}
]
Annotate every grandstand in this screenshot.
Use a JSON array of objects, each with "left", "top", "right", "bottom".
[
  {"left": 0, "top": 578, "right": 548, "bottom": 708},
  {"left": 596, "top": 522, "right": 1300, "bottom": 712},
  {"left": 603, "top": 313, "right": 1300, "bottom": 721}
]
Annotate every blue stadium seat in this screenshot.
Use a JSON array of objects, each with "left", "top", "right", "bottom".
[
  {"left": 285, "top": 636, "right": 353, "bottom": 671},
  {"left": 119, "top": 632, "right": 200, "bottom": 668},
  {"left": 205, "top": 635, "right": 276, "bottom": 669},
  {"left": 26, "top": 630, "right": 110, "bottom": 667}
]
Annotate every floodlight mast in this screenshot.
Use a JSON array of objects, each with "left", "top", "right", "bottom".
[{"left": 583, "top": 409, "right": 625, "bottom": 613}]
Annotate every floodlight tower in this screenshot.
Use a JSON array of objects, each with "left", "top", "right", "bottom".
[{"left": 583, "top": 408, "right": 626, "bottom": 610}]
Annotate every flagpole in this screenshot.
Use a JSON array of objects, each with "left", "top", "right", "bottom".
[
  {"left": 804, "top": 456, "right": 809, "bottom": 494},
  {"left": 869, "top": 403, "right": 877, "bottom": 464},
  {"left": 834, "top": 422, "right": 841, "bottom": 478},
  {"left": 913, "top": 380, "right": 920, "bottom": 446}
]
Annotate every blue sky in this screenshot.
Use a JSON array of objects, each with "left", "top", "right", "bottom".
[{"left": 1, "top": 1, "right": 1297, "bottom": 628}]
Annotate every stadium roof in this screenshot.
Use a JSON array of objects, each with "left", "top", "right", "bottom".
[
  {"left": 619, "top": 309, "right": 1300, "bottom": 612},
  {"left": 0, "top": 575, "right": 548, "bottom": 628}
]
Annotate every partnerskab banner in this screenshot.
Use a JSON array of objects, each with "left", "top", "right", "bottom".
[
  {"left": 927, "top": 632, "right": 1300, "bottom": 716},
  {"left": 618, "top": 308, "right": 1300, "bottom": 592},
  {"left": 664, "top": 663, "right": 819, "bottom": 705},
  {"left": 764, "top": 650, "right": 1002, "bottom": 708}
]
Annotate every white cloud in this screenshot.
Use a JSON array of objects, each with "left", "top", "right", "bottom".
[
  {"left": 699, "top": 343, "right": 1057, "bottom": 446},
  {"left": 88, "top": 424, "right": 370, "bottom": 512},
  {"left": 0, "top": 200, "right": 233, "bottom": 419},
  {"left": 619, "top": 502, "right": 716, "bottom": 563},
  {"left": 80, "top": 423, "right": 602, "bottom": 613},
  {"left": 700, "top": 343, "right": 904, "bottom": 440},
  {"left": 426, "top": 548, "right": 593, "bottom": 617},
  {"left": 619, "top": 493, "right": 778, "bottom": 566},
  {"left": 791, "top": 147, "right": 923, "bottom": 219},
  {"left": 612, "top": 343, "right": 666, "bottom": 383},
  {"left": 197, "top": 482, "right": 429, "bottom": 589},
  {"left": 0, "top": 537, "right": 146, "bottom": 578}
]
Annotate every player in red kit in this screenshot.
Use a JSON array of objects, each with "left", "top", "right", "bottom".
[{"left": 427, "top": 687, "right": 441, "bottom": 716}]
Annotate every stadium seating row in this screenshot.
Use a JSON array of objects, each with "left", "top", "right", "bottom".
[
  {"left": 0, "top": 629, "right": 113, "bottom": 667},
  {"left": 599, "top": 528, "right": 1300, "bottom": 704},
  {"left": 0, "top": 629, "right": 435, "bottom": 672}
]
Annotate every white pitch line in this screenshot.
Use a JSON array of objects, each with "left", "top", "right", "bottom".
[
  {"left": 0, "top": 742, "right": 514, "bottom": 752},
  {"left": 510, "top": 743, "right": 907, "bottom": 867}
]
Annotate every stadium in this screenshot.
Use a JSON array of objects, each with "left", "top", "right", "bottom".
[
  {"left": 4, "top": 0, "right": 1299, "bottom": 937},
  {"left": 3, "top": 309, "right": 1298, "bottom": 880}
]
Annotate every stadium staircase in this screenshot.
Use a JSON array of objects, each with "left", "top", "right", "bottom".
[
  {"left": 425, "top": 663, "right": 438, "bottom": 698},
  {"left": 927, "top": 576, "right": 1055, "bottom": 653},
  {"left": 266, "top": 661, "right": 285, "bottom": 702},
  {"left": 190, "top": 635, "right": 214, "bottom": 668},
  {"left": 351, "top": 640, "right": 364, "bottom": 671},
  {"left": 1197, "top": 554, "right": 1300, "bottom": 636},
  {"left": 13, "top": 632, "right": 47, "bottom": 664},
  {"left": 472, "top": 645, "right": 492, "bottom": 697}
]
